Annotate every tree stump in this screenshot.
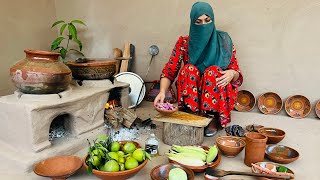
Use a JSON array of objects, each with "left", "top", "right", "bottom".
[{"left": 162, "top": 122, "right": 204, "bottom": 146}]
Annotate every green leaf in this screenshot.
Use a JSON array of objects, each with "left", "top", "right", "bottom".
[
  {"left": 145, "top": 152, "right": 152, "bottom": 161},
  {"left": 51, "top": 20, "right": 65, "bottom": 28},
  {"left": 73, "top": 39, "right": 83, "bottom": 51},
  {"left": 97, "top": 135, "right": 108, "bottom": 141},
  {"left": 68, "top": 23, "right": 77, "bottom": 40},
  {"left": 60, "top": 47, "right": 67, "bottom": 59},
  {"left": 71, "top": 20, "right": 86, "bottom": 26},
  {"left": 51, "top": 37, "right": 65, "bottom": 50},
  {"left": 87, "top": 162, "right": 93, "bottom": 174},
  {"left": 70, "top": 49, "right": 85, "bottom": 56},
  {"left": 53, "top": 46, "right": 62, "bottom": 50},
  {"left": 59, "top": 23, "right": 67, "bottom": 35}
]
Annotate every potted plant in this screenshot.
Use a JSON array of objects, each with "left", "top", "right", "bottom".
[{"left": 50, "top": 20, "right": 86, "bottom": 61}]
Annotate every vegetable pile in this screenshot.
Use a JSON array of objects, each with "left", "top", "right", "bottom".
[
  {"left": 155, "top": 102, "right": 177, "bottom": 111},
  {"left": 166, "top": 145, "right": 218, "bottom": 167},
  {"left": 86, "top": 135, "right": 151, "bottom": 173}
]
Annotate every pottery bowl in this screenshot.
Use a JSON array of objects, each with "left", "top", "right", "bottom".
[
  {"left": 155, "top": 103, "right": 178, "bottom": 115},
  {"left": 251, "top": 162, "right": 295, "bottom": 180},
  {"left": 315, "top": 100, "right": 320, "bottom": 119},
  {"left": 216, "top": 136, "right": 246, "bottom": 157},
  {"left": 258, "top": 92, "right": 283, "bottom": 115},
  {"left": 67, "top": 59, "right": 117, "bottom": 80},
  {"left": 150, "top": 163, "right": 194, "bottom": 180},
  {"left": 83, "top": 141, "right": 148, "bottom": 180},
  {"left": 265, "top": 144, "right": 299, "bottom": 164},
  {"left": 168, "top": 145, "right": 221, "bottom": 173},
  {"left": 33, "top": 155, "right": 83, "bottom": 179},
  {"left": 258, "top": 128, "right": 285, "bottom": 144},
  {"left": 234, "top": 90, "right": 256, "bottom": 112},
  {"left": 285, "top": 95, "right": 311, "bottom": 118}
]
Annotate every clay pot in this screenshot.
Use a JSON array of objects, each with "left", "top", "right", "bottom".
[
  {"left": 244, "top": 132, "right": 267, "bottom": 167},
  {"left": 66, "top": 59, "right": 117, "bottom": 80},
  {"left": 216, "top": 136, "right": 246, "bottom": 157},
  {"left": 258, "top": 128, "right": 285, "bottom": 144},
  {"left": 33, "top": 155, "right": 83, "bottom": 180},
  {"left": 150, "top": 163, "right": 194, "bottom": 180},
  {"left": 10, "top": 50, "right": 71, "bottom": 94}
]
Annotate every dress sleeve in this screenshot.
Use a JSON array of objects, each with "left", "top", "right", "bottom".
[
  {"left": 227, "top": 45, "right": 243, "bottom": 87},
  {"left": 160, "top": 36, "right": 184, "bottom": 82}
]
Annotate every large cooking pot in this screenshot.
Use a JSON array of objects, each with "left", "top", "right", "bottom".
[
  {"left": 67, "top": 58, "right": 117, "bottom": 80},
  {"left": 10, "top": 50, "right": 72, "bottom": 94}
]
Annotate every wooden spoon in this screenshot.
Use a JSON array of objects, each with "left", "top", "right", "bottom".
[{"left": 206, "top": 168, "right": 292, "bottom": 179}]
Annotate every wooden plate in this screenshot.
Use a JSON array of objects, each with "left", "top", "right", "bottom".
[
  {"left": 235, "top": 90, "right": 256, "bottom": 112},
  {"left": 258, "top": 92, "right": 282, "bottom": 115},
  {"left": 315, "top": 100, "right": 320, "bottom": 119},
  {"left": 168, "top": 145, "right": 221, "bottom": 173},
  {"left": 285, "top": 95, "right": 311, "bottom": 118}
]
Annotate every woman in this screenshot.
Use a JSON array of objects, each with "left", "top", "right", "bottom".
[{"left": 154, "top": 2, "right": 243, "bottom": 136}]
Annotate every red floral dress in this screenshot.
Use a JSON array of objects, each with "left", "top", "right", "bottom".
[{"left": 160, "top": 36, "right": 243, "bottom": 127}]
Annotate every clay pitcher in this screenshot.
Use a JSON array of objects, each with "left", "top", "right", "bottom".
[
  {"left": 10, "top": 50, "right": 72, "bottom": 94},
  {"left": 244, "top": 132, "right": 267, "bottom": 167}
]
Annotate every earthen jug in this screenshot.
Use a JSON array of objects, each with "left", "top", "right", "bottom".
[
  {"left": 10, "top": 50, "right": 71, "bottom": 94},
  {"left": 244, "top": 132, "right": 267, "bottom": 166}
]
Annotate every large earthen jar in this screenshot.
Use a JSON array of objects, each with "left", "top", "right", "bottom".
[
  {"left": 10, "top": 50, "right": 72, "bottom": 94},
  {"left": 244, "top": 132, "right": 268, "bottom": 167}
]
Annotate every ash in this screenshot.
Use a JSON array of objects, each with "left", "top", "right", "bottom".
[
  {"left": 49, "top": 118, "right": 69, "bottom": 141},
  {"left": 104, "top": 121, "right": 151, "bottom": 141}
]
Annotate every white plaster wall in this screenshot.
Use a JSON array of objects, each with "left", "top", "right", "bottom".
[{"left": 53, "top": 0, "right": 320, "bottom": 111}]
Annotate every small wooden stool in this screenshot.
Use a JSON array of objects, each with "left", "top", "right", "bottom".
[{"left": 152, "top": 111, "right": 211, "bottom": 146}]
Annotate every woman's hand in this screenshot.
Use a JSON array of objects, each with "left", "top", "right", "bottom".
[
  {"left": 216, "top": 70, "right": 236, "bottom": 87},
  {"left": 154, "top": 91, "right": 166, "bottom": 106}
]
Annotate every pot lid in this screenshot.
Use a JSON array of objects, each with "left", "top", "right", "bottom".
[{"left": 114, "top": 72, "right": 146, "bottom": 108}]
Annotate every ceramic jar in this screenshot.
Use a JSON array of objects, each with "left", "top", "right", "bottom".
[
  {"left": 10, "top": 50, "right": 72, "bottom": 94},
  {"left": 244, "top": 132, "right": 268, "bottom": 167}
]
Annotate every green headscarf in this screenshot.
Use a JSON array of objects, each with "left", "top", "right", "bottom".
[{"left": 188, "top": 2, "right": 233, "bottom": 73}]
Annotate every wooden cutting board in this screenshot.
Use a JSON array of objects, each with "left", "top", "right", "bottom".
[{"left": 152, "top": 111, "right": 211, "bottom": 127}]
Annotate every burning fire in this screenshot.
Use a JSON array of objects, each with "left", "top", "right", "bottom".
[{"left": 105, "top": 100, "right": 120, "bottom": 109}]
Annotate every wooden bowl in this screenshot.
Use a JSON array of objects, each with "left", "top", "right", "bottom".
[
  {"left": 33, "top": 155, "right": 83, "bottom": 180},
  {"left": 265, "top": 144, "right": 299, "bottom": 164},
  {"left": 285, "top": 95, "right": 311, "bottom": 118},
  {"left": 251, "top": 162, "right": 295, "bottom": 180},
  {"left": 67, "top": 59, "right": 117, "bottom": 80},
  {"left": 258, "top": 92, "right": 283, "bottom": 115},
  {"left": 315, "top": 100, "right": 320, "bottom": 119},
  {"left": 235, "top": 90, "right": 256, "bottom": 112},
  {"left": 216, "top": 136, "right": 246, "bottom": 157},
  {"left": 258, "top": 128, "right": 285, "bottom": 144},
  {"left": 168, "top": 145, "right": 221, "bottom": 173},
  {"left": 155, "top": 105, "right": 178, "bottom": 115},
  {"left": 150, "top": 163, "right": 194, "bottom": 180},
  {"left": 83, "top": 141, "right": 148, "bottom": 180}
]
